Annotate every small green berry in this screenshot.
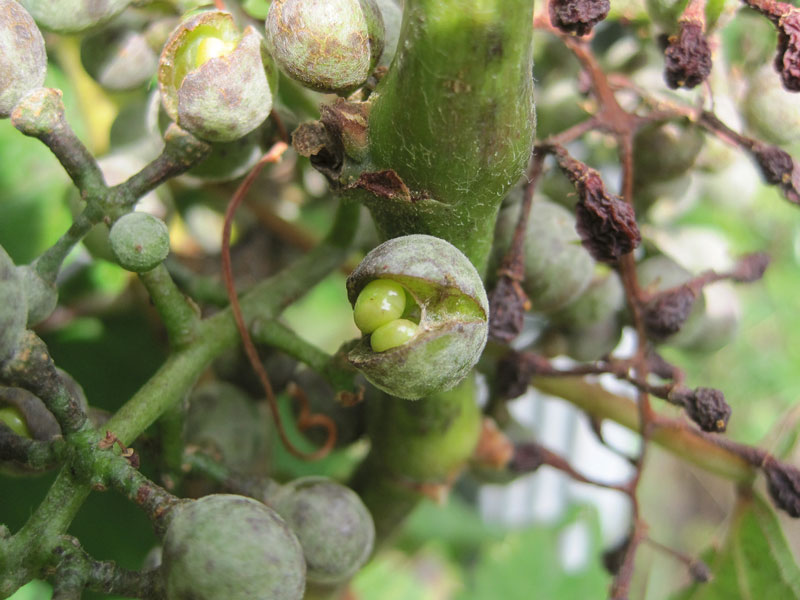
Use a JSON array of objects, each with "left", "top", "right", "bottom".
[
  {"left": 370, "top": 318, "right": 418, "bottom": 352},
  {"left": 0, "top": 404, "right": 32, "bottom": 439},
  {"left": 109, "top": 212, "right": 170, "bottom": 273},
  {"left": 19, "top": 0, "right": 130, "bottom": 33},
  {"left": 353, "top": 279, "right": 407, "bottom": 334}
]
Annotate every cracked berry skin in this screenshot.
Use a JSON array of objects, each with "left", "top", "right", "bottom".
[
  {"left": 346, "top": 235, "right": 488, "bottom": 400},
  {"left": 161, "top": 494, "right": 306, "bottom": 600}
]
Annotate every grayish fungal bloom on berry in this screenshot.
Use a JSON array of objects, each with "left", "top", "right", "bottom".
[
  {"left": 265, "top": 0, "right": 385, "bottom": 94},
  {"left": 272, "top": 477, "right": 375, "bottom": 585},
  {"left": 0, "top": 0, "right": 47, "bottom": 118},
  {"left": 161, "top": 494, "right": 306, "bottom": 600},
  {"left": 19, "top": 0, "right": 130, "bottom": 33},
  {"left": 347, "top": 234, "right": 489, "bottom": 400},
  {"left": 109, "top": 212, "right": 170, "bottom": 273},
  {"left": 0, "top": 246, "right": 27, "bottom": 363}
]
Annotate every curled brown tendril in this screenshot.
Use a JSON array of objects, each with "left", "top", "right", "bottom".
[{"left": 221, "top": 138, "right": 338, "bottom": 461}]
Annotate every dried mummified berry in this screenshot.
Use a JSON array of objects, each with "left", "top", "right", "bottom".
[
  {"left": 495, "top": 351, "right": 549, "bottom": 400},
  {"left": 688, "top": 560, "right": 713, "bottom": 583},
  {"left": 669, "top": 386, "right": 731, "bottom": 432},
  {"left": 642, "top": 284, "right": 699, "bottom": 340},
  {"left": 551, "top": 148, "right": 641, "bottom": 263},
  {"left": 663, "top": 21, "right": 712, "bottom": 89},
  {"left": 548, "top": 0, "right": 610, "bottom": 36},
  {"left": 762, "top": 457, "right": 800, "bottom": 518},
  {"left": 776, "top": 8, "right": 800, "bottom": 91},
  {"left": 346, "top": 235, "right": 488, "bottom": 400},
  {"left": 751, "top": 143, "right": 800, "bottom": 204},
  {"left": 730, "top": 252, "right": 771, "bottom": 283}
]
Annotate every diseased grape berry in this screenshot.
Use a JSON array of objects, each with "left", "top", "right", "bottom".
[
  {"left": 80, "top": 20, "right": 160, "bottom": 92},
  {"left": 19, "top": 0, "right": 130, "bottom": 33},
  {"left": 265, "top": 0, "right": 385, "bottom": 94},
  {"left": 491, "top": 198, "right": 595, "bottom": 313},
  {"left": 109, "top": 212, "right": 170, "bottom": 273},
  {"left": 271, "top": 477, "right": 375, "bottom": 585},
  {"left": 346, "top": 235, "right": 489, "bottom": 400},
  {"left": 0, "top": 0, "right": 47, "bottom": 119},
  {"left": 159, "top": 10, "right": 278, "bottom": 143},
  {"left": 161, "top": 494, "right": 306, "bottom": 600}
]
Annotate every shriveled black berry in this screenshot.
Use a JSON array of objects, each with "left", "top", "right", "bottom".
[
  {"left": 664, "top": 22, "right": 712, "bottom": 89},
  {"left": 548, "top": 0, "right": 610, "bottom": 37},
  {"left": 643, "top": 285, "right": 698, "bottom": 340},
  {"left": 754, "top": 144, "right": 793, "bottom": 185},
  {"left": 776, "top": 9, "right": 800, "bottom": 91},
  {"left": 689, "top": 560, "right": 712, "bottom": 583},
  {"left": 680, "top": 387, "right": 731, "bottom": 433},
  {"left": 762, "top": 457, "right": 800, "bottom": 518},
  {"left": 488, "top": 275, "right": 527, "bottom": 343},
  {"left": 574, "top": 174, "right": 641, "bottom": 263},
  {"left": 509, "top": 442, "right": 547, "bottom": 473},
  {"left": 730, "top": 252, "right": 771, "bottom": 283}
]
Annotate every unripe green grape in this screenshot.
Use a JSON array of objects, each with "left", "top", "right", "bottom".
[
  {"left": 109, "top": 212, "right": 170, "bottom": 273},
  {"left": 370, "top": 318, "right": 418, "bottom": 352},
  {"left": 549, "top": 267, "right": 625, "bottom": 330},
  {"left": 161, "top": 494, "right": 306, "bottom": 600},
  {"left": 159, "top": 10, "right": 278, "bottom": 143},
  {"left": 265, "top": 0, "right": 385, "bottom": 94},
  {"left": 0, "top": 404, "right": 32, "bottom": 439},
  {"left": 353, "top": 279, "right": 407, "bottom": 334},
  {"left": 271, "top": 477, "right": 375, "bottom": 585},
  {"left": 346, "top": 235, "right": 489, "bottom": 400},
  {"left": 19, "top": 0, "right": 130, "bottom": 33},
  {"left": 0, "top": 0, "right": 47, "bottom": 119}
]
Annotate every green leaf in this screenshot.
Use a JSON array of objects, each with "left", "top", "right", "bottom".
[{"left": 671, "top": 494, "right": 800, "bottom": 599}]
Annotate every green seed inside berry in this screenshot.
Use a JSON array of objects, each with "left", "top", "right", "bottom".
[
  {"left": 0, "top": 404, "right": 32, "bottom": 438},
  {"left": 370, "top": 318, "right": 418, "bottom": 352},
  {"left": 171, "top": 23, "right": 241, "bottom": 94},
  {"left": 353, "top": 279, "right": 407, "bottom": 334}
]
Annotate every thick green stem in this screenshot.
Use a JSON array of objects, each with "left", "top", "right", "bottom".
[
  {"left": 352, "top": 374, "right": 481, "bottom": 542},
  {"left": 363, "top": 0, "right": 535, "bottom": 271},
  {"left": 139, "top": 264, "right": 202, "bottom": 349}
]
